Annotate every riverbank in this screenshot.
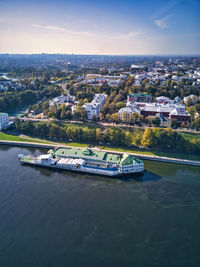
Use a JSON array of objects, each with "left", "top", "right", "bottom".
[{"left": 1, "top": 139, "right": 200, "bottom": 167}]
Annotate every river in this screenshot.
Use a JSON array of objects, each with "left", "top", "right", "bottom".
[{"left": 0, "top": 145, "right": 200, "bottom": 267}]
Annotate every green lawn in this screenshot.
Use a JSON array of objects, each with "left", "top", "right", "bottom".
[
  {"left": 43, "top": 120, "right": 105, "bottom": 130},
  {"left": 0, "top": 132, "right": 50, "bottom": 144},
  {"left": 98, "top": 146, "right": 200, "bottom": 161},
  {"left": 182, "top": 132, "right": 200, "bottom": 142}
]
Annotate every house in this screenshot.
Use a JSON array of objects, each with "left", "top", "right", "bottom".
[
  {"left": 127, "top": 93, "right": 152, "bottom": 103},
  {"left": 140, "top": 103, "right": 190, "bottom": 123},
  {"left": 0, "top": 113, "right": 10, "bottom": 130},
  {"left": 82, "top": 94, "right": 107, "bottom": 120},
  {"left": 85, "top": 74, "right": 103, "bottom": 80},
  {"left": 118, "top": 106, "right": 140, "bottom": 122},
  {"left": 155, "top": 96, "right": 172, "bottom": 104},
  {"left": 49, "top": 94, "right": 75, "bottom": 107}
]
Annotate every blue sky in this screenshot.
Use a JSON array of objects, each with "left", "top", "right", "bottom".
[{"left": 0, "top": 0, "right": 199, "bottom": 54}]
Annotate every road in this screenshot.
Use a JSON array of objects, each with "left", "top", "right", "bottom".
[{"left": 9, "top": 116, "right": 200, "bottom": 134}]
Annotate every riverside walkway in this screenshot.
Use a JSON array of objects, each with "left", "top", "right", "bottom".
[{"left": 0, "top": 140, "right": 200, "bottom": 167}]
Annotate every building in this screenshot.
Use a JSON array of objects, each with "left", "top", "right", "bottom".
[
  {"left": 82, "top": 94, "right": 107, "bottom": 120},
  {"left": 0, "top": 113, "right": 9, "bottom": 130},
  {"left": 118, "top": 101, "right": 190, "bottom": 124},
  {"left": 85, "top": 74, "right": 102, "bottom": 80},
  {"left": 118, "top": 106, "right": 140, "bottom": 122},
  {"left": 140, "top": 103, "right": 190, "bottom": 123},
  {"left": 127, "top": 93, "right": 152, "bottom": 103},
  {"left": 169, "top": 106, "right": 191, "bottom": 123},
  {"left": 155, "top": 96, "right": 172, "bottom": 104},
  {"left": 49, "top": 94, "right": 75, "bottom": 107}
]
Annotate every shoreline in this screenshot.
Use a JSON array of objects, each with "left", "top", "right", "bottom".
[{"left": 1, "top": 140, "right": 200, "bottom": 167}]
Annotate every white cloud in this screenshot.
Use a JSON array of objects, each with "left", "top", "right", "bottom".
[
  {"left": 33, "top": 24, "right": 66, "bottom": 32},
  {"left": 154, "top": 15, "right": 171, "bottom": 29},
  {"left": 109, "top": 31, "right": 142, "bottom": 40},
  {"left": 32, "top": 24, "right": 96, "bottom": 37},
  {"left": 32, "top": 23, "right": 141, "bottom": 41},
  {"left": 152, "top": 0, "right": 180, "bottom": 19}
]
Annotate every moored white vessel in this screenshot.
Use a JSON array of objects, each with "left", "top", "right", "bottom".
[{"left": 18, "top": 147, "right": 144, "bottom": 176}]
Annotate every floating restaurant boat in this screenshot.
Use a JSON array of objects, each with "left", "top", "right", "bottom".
[{"left": 18, "top": 147, "right": 144, "bottom": 176}]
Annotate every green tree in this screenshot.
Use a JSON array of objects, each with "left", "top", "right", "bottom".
[
  {"left": 152, "top": 117, "right": 161, "bottom": 127},
  {"left": 170, "top": 118, "right": 178, "bottom": 129},
  {"left": 141, "top": 128, "right": 154, "bottom": 148},
  {"left": 194, "top": 103, "right": 200, "bottom": 114},
  {"left": 115, "top": 102, "right": 126, "bottom": 111}
]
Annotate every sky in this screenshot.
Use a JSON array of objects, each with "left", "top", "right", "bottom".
[{"left": 0, "top": 0, "right": 200, "bottom": 55}]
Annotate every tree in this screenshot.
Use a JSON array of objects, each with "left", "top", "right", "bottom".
[
  {"left": 96, "top": 128, "right": 102, "bottom": 142},
  {"left": 99, "top": 112, "right": 104, "bottom": 121},
  {"left": 186, "top": 97, "right": 192, "bottom": 107},
  {"left": 49, "top": 125, "right": 60, "bottom": 138},
  {"left": 195, "top": 117, "right": 200, "bottom": 130},
  {"left": 124, "top": 131, "right": 132, "bottom": 145},
  {"left": 135, "top": 133, "right": 142, "bottom": 146},
  {"left": 187, "top": 106, "right": 196, "bottom": 120},
  {"left": 110, "top": 113, "right": 119, "bottom": 123},
  {"left": 115, "top": 102, "right": 126, "bottom": 111},
  {"left": 65, "top": 110, "right": 72, "bottom": 119},
  {"left": 152, "top": 117, "right": 161, "bottom": 127},
  {"left": 141, "top": 128, "right": 154, "bottom": 148},
  {"left": 131, "top": 112, "right": 139, "bottom": 124},
  {"left": 170, "top": 118, "right": 178, "bottom": 129},
  {"left": 109, "top": 128, "right": 126, "bottom": 146},
  {"left": 194, "top": 103, "right": 200, "bottom": 114},
  {"left": 60, "top": 109, "right": 66, "bottom": 120},
  {"left": 181, "top": 122, "right": 186, "bottom": 128},
  {"left": 166, "top": 79, "right": 171, "bottom": 87},
  {"left": 105, "top": 114, "right": 111, "bottom": 122}
]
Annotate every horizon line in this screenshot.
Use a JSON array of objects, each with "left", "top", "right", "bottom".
[{"left": 0, "top": 53, "right": 200, "bottom": 56}]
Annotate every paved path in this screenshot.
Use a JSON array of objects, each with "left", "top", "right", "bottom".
[
  {"left": 10, "top": 116, "right": 200, "bottom": 134},
  {"left": 0, "top": 140, "right": 200, "bottom": 167}
]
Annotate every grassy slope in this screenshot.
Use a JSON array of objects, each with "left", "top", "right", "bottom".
[{"left": 0, "top": 132, "right": 50, "bottom": 144}]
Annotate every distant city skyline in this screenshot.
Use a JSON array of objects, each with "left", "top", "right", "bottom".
[{"left": 0, "top": 0, "right": 200, "bottom": 55}]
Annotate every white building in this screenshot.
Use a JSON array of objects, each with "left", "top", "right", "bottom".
[
  {"left": 49, "top": 94, "right": 75, "bottom": 107},
  {"left": 82, "top": 94, "right": 107, "bottom": 120},
  {"left": 0, "top": 113, "right": 9, "bottom": 130},
  {"left": 118, "top": 105, "right": 140, "bottom": 122},
  {"left": 0, "top": 84, "right": 5, "bottom": 91},
  {"left": 155, "top": 96, "right": 172, "bottom": 104}
]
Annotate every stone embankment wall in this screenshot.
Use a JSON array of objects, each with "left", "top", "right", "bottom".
[{"left": 0, "top": 140, "right": 200, "bottom": 167}]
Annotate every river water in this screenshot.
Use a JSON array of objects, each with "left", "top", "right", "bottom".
[{"left": 0, "top": 145, "right": 200, "bottom": 267}]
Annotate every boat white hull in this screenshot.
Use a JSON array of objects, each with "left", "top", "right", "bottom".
[{"left": 20, "top": 160, "right": 143, "bottom": 177}]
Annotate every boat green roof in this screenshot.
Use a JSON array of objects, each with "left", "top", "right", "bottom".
[
  {"left": 54, "top": 147, "right": 121, "bottom": 164},
  {"left": 54, "top": 147, "right": 143, "bottom": 166},
  {"left": 120, "top": 153, "right": 143, "bottom": 166}
]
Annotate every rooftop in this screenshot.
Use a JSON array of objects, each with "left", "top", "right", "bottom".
[
  {"left": 53, "top": 147, "right": 143, "bottom": 166},
  {"left": 128, "top": 93, "right": 151, "bottom": 97},
  {"left": 54, "top": 147, "right": 121, "bottom": 164}
]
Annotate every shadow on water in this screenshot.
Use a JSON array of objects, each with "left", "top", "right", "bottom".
[
  {"left": 119, "top": 170, "right": 162, "bottom": 183},
  {"left": 0, "top": 144, "right": 48, "bottom": 155},
  {"left": 21, "top": 163, "right": 161, "bottom": 184},
  {"left": 1, "top": 145, "right": 162, "bottom": 183}
]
